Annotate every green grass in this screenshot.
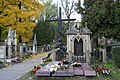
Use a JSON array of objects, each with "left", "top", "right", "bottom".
[{"left": 19, "top": 60, "right": 120, "bottom": 80}]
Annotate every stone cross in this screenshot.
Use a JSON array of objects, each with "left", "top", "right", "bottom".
[{"left": 45, "top": 7, "right": 76, "bottom": 42}]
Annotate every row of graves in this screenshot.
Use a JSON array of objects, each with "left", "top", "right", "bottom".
[
  {"left": 0, "top": 28, "right": 38, "bottom": 64},
  {"left": 34, "top": 22, "right": 97, "bottom": 77},
  {"left": 34, "top": 21, "right": 114, "bottom": 77},
  {"left": 35, "top": 60, "right": 96, "bottom": 77}
]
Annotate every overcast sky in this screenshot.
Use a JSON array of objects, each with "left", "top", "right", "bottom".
[{"left": 52, "top": 0, "right": 84, "bottom": 21}]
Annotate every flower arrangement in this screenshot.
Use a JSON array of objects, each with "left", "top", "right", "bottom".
[
  {"left": 58, "top": 58, "right": 70, "bottom": 65},
  {"left": 63, "top": 58, "right": 69, "bottom": 64},
  {"left": 32, "top": 65, "right": 41, "bottom": 74},
  {"left": 71, "top": 62, "right": 81, "bottom": 67},
  {"left": 95, "top": 65, "right": 112, "bottom": 75},
  {"left": 49, "top": 64, "right": 58, "bottom": 73}
]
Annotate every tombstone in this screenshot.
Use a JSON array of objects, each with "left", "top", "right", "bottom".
[
  {"left": 102, "top": 49, "right": 107, "bottom": 63},
  {"left": 20, "top": 42, "right": 28, "bottom": 57},
  {"left": 0, "top": 46, "right": 6, "bottom": 64},
  {"left": 66, "top": 22, "right": 92, "bottom": 63},
  {"left": 6, "top": 28, "right": 17, "bottom": 59},
  {"left": 33, "top": 34, "right": 37, "bottom": 54}
]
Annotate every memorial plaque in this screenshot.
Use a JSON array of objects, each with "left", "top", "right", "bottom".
[
  {"left": 73, "top": 66, "right": 83, "bottom": 76},
  {"left": 81, "top": 63, "right": 96, "bottom": 76},
  {"left": 35, "top": 61, "right": 59, "bottom": 77},
  {"left": 52, "top": 65, "right": 74, "bottom": 77}
]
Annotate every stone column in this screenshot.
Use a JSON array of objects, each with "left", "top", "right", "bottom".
[
  {"left": 86, "top": 50, "right": 90, "bottom": 64},
  {"left": 102, "top": 49, "right": 107, "bottom": 63},
  {"left": 33, "top": 45, "right": 36, "bottom": 54},
  {"left": 8, "top": 45, "right": 12, "bottom": 58},
  {"left": 68, "top": 51, "right": 72, "bottom": 61},
  {"left": 14, "top": 30, "right": 17, "bottom": 53},
  {"left": 20, "top": 46, "right": 23, "bottom": 57},
  {"left": 67, "top": 35, "right": 70, "bottom": 53},
  {"left": 2, "top": 46, "right": 6, "bottom": 65}
]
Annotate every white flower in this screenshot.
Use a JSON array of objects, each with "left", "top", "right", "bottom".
[{"left": 50, "top": 65, "right": 58, "bottom": 72}]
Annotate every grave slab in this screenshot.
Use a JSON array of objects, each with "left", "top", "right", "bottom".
[
  {"left": 35, "top": 61, "right": 59, "bottom": 77},
  {"left": 52, "top": 65, "right": 74, "bottom": 77},
  {"left": 73, "top": 66, "right": 83, "bottom": 76},
  {"left": 81, "top": 63, "right": 96, "bottom": 76}
]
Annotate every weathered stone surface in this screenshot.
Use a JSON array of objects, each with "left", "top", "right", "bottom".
[
  {"left": 36, "top": 62, "right": 96, "bottom": 77},
  {"left": 73, "top": 66, "right": 83, "bottom": 76},
  {"left": 81, "top": 63, "right": 96, "bottom": 76},
  {"left": 52, "top": 65, "right": 74, "bottom": 77},
  {"left": 35, "top": 61, "right": 59, "bottom": 77}
]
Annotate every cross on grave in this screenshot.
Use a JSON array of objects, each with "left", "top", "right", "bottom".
[
  {"left": 45, "top": 7, "right": 76, "bottom": 60},
  {"left": 45, "top": 7, "right": 76, "bottom": 42}
]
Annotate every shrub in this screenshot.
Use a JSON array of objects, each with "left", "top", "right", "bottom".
[
  {"left": 0, "top": 61, "right": 3, "bottom": 64},
  {"left": 111, "top": 46, "right": 120, "bottom": 68}
]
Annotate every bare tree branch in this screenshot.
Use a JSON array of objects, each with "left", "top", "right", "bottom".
[{"left": 60, "top": 0, "right": 75, "bottom": 19}]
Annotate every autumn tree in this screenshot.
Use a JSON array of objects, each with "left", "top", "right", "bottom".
[
  {"left": 35, "top": 0, "right": 58, "bottom": 45},
  {"left": 0, "top": 0, "right": 44, "bottom": 42}
]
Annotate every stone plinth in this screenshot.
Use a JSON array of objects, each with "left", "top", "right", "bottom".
[
  {"left": 52, "top": 65, "right": 74, "bottom": 77},
  {"left": 73, "top": 66, "right": 83, "bottom": 76}
]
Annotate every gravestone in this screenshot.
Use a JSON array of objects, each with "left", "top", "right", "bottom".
[
  {"left": 0, "top": 46, "right": 6, "bottom": 64},
  {"left": 35, "top": 61, "right": 59, "bottom": 77},
  {"left": 66, "top": 22, "right": 92, "bottom": 63},
  {"left": 52, "top": 65, "right": 74, "bottom": 77},
  {"left": 6, "top": 28, "right": 17, "bottom": 58},
  {"left": 102, "top": 49, "right": 107, "bottom": 63},
  {"left": 33, "top": 34, "right": 37, "bottom": 54},
  {"left": 81, "top": 63, "right": 96, "bottom": 76},
  {"left": 20, "top": 42, "right": 28, "bottom": 57}
]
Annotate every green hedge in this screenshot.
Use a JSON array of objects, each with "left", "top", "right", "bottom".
[{"left": 112, "top": 46, "right": 120, "bottom": 68}]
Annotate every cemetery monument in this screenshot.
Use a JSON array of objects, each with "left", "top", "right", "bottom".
[{"left": 66, "top": 22, "right": 92, "bottom": 63}]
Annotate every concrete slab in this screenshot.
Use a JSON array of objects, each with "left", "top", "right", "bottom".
[
  {"left": 73, "top": 66, "right": 83, "bottom": 76},
  {"left": 81, "top": 63, "right": 96, "bottom": 76}
]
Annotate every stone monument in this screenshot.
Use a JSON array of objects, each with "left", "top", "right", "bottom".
[
  {"left": 66, "top": 22, "right": 92, "bottom": 63},
  {"left": 33, "top": 34, "right": 37, "bottom": 54},
  {"left": 6, "top": 28, "right": 17, "bottom": 58}
]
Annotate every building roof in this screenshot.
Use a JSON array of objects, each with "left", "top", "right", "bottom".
[{"left": 66, "top": 23, "right": 92, "bottom": 35}]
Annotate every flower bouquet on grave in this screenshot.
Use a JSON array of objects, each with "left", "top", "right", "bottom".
[
  {"left": 59, "top": 65, "right": 69, "bottom": 70},
  {"left": 58, "top": 60, "right": 63, "bottom": 65},
  {"left": 32, "top": 65, "right": 41, "bottom": 74},
  {"left": 49, "top": 64, "right": 58, "bottom": 74},
  {"left": 100, "top": 65, "right": 111, "bottom": 75},
  {"left": 71, "top": 62, "right": 81, "bottom": 67},
  {"left": 62, "top": 58, "right": 70, "bottom": 64}
]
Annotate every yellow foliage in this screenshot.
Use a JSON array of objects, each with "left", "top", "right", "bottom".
[{"left": 0, "top": 0, "right": 44, "bottom": 42}]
